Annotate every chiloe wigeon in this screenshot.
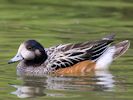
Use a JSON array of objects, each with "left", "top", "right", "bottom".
[{"left": 8, "top": 34, "right": 130, "bottom": 76}]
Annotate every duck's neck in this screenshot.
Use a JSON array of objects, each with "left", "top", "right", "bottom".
[{"left": 24, "top": 50, "right": 48, "bottom": 66}]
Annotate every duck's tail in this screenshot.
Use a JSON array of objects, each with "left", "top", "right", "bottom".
[
  {"left": 113, "top": 40, "right": 130, "bottom": 60},
  {"left": 95, "top": 40, "right": 130, "bottom": 70}
]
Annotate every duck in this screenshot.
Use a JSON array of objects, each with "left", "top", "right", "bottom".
[{"left": 8, "top": 34, "right": 130, "bottom": 76}]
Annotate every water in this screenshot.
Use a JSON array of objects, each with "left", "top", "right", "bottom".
[{"left": 0, "top": 0, "right": 133, "bottom": 100}]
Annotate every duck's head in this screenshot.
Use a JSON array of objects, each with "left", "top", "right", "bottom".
[{"left": 8, "top": 40, "right": 48, "bottom": 65}]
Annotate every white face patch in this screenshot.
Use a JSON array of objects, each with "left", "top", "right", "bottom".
[
  {"left": 35, "top": 49, "right": 41, "bottom": 56},
  {"left": 18, "top": 43, "right": 35, "bottom": 60},
  {"left": 21, "top": 49, "right": 35, "bottom": 60}
]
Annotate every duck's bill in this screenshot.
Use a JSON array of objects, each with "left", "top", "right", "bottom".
[{"left": 8, "top": 54, "right": 23, "bottom": 64}]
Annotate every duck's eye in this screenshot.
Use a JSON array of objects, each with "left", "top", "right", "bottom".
[{"left": 27, "top": 46, "right": 32, "bottom": 50}]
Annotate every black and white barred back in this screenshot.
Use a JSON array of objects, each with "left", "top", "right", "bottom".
[{"left": 45, "top": 39, "right": 113, "bottom": 70}]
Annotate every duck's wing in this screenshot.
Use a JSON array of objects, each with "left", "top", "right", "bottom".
[
  {"left": 45, "top": 34, "right": 115, "bottom": 71},
  {"left": 45, "top": 34, "right": 115, "bottom": 55}
]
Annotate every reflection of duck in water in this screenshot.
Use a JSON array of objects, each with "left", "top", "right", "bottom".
[
  {"left": 95, "top": 70, "right": 115, "bottom": 91},
  {"left": 11, "top": 71, "right": 115, "bottom": 98},
  {"left": 8, "top": 34, "right": 130, "bottom": 76},
  {"left": 11, "top": 84, "right": 46, "bottom": 98}
]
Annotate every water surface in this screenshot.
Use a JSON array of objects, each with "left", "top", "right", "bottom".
[{"left": 0, "top": 0, "right": 133, "bottom": 100}]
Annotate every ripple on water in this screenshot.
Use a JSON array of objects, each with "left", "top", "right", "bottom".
[{"left": 9, "top": 70, "right": 116, "bottom": 98}]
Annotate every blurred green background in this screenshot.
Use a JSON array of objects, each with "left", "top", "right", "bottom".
[{"left": 0, "top": 0, "right": 133, "bottom": 100}]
